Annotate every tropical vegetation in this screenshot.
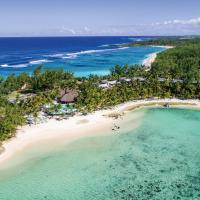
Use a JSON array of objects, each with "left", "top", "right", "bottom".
[{"left": 1, "top": 37, "right": 200, "bottom": 141}]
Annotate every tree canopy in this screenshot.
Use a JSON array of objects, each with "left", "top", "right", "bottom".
[{"left": 1, "top": 37, "right": 200, "bottom": 141}]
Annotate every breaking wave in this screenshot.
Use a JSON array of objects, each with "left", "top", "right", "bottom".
[
  {"left": 0, "top": 63, "right": 28, "bottom": 68},
  {"left": 63, "top": 47, "right": 129, "bottom": 58},
  {"left": 29, "top": 59, "right": 51, "bottom": 65}
]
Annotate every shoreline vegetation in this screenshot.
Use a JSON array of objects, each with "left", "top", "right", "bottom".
[
  {"left": 143, "top": 53, "right": 158, "bottom": 67},
  {"left": 143, "top": 45, "right": 174, "bottom": 67},
  {"left": 1, "top": 36, "right": 200, "bottom": 165},
  {"left": 0, "top": 98, "right": 200, "bottom": 166}
]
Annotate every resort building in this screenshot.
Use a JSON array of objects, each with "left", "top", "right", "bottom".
[
  {"left": 158, "top": 78, "right": 167, "bottom": 82},
  {"left": 58, "top": 89, "right": 79, "bottom": 104},
  {"left": 98, "top": 76, "right": 196, "bottom": 89},
  {"left": 100, "top": 80, "right": 109, "bottom": 84},
  {"left": 172, "top": 79, "right": 184, "bottom": 83},
  {"left": 99, "top": 83, "right": 109, "bottom": 89},
  {"left": 108, "top": 80, "right": 117, "bottom": 85},
  {"left": 132, "top": 77, "right": 146, "bottom": 82}
]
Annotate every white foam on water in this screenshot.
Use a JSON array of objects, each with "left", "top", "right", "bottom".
[
  {"left": 29, "top": 59, "right": 51, "bottom": 65},
  {"left": 46, "top": 53, "right": 64, "bottom": 58},
  {"left": 46, "top": 47, "right": 129, "bottom": 60},
  {"left": 62, "top": 55, "right": 78, "bottom": 59},
  {"left": 65, "top": 47, "right": 129, "bottom": 57},
  {"left": 0, "top": 59, "right": 51, "bottom": 68},
  {"left": 0, "top": 64, "right": 9, "bottom": 67},
  {"left": 98, "top": 44, "right": 110, "bottom": 47},
  {"left": 7, "top": 64, "right": 28, "bottom": 68}
]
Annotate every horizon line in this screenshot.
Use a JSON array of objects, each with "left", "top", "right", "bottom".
[{"left": 0, "top": 34, "right": 194, "bottom": 38}]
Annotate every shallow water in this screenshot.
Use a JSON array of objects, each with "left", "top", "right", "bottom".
[{"left": 0, "top": 108, "right": 200, "bottom": 199}]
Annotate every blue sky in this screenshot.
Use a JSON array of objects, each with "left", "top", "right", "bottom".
[{"left": 0, "top": 0, "right": 200, "bottom": 36}]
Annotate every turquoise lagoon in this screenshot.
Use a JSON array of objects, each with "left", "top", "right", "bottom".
[{"left": 0, "top": 108, "right": 200, "bottom": 199}]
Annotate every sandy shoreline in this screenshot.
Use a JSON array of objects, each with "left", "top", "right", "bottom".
[
  {"left": 0, "top": 111, "right": 115, "bottom": 167},
  {"left": 143, "top": 53, "right": 157, "bottom": 67},
  {"left": 143, "top": 45, "right": 174, "bottom": 67},
  {"left": 0, "top": 98, "right": 200, "bottom": 167}
]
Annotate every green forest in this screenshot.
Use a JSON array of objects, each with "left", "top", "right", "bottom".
[{"left": 1, "top": 37, "right": 200, "bottom": 141}]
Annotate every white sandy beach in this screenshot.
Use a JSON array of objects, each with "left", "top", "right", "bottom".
[
  {"left": 151, "top": 45, "right": 174, "bottom": 49},
  {"left": 143, "top": 53, "right": 157, "bottom": 67},
  {"left": 0, "top": 98, "right": 200, "bottom": 167},
  {"left": 0, "top": 111, "right": 115, "bottom": 167},
  {"left": 143, "top": 45, "right": 174, "bottom": 67}
]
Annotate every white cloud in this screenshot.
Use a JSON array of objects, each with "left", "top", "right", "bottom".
[
  {"left": 84, "top": 26, "right": 90, "bottom": 32},
  {"left": 59, "top": 26, "right": 76, "bottom": 35},
  {"left": 1, "top": 16, "right": 200, "bottom": 37},
  {"left": 156, "top": 17, "right": 200, "bottom": 26},
  {"left": 24, "top": 17, "right": 200, "bottom": 37}
]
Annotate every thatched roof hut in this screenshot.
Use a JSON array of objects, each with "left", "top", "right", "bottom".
[{"left": 59, "top": 89, "right": 78, "bottom": 104}]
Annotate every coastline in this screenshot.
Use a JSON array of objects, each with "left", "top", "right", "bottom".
[
  {"left": 0, "top": 98, "right": 200, "bottom": 167},
  {"left": 143, "top": 53, "right": 157, "bottom": 67},
  {"left": 143, "top": 45, "right": 174, "bottom": 67}
]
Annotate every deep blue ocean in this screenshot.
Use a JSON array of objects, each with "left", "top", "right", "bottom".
[{"left": 0, "top": 36, "right": 165, "bottom": 77}]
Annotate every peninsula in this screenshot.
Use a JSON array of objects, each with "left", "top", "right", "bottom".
[{"left": 1, "top": 36, "right": 200, "bottom": 161}]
